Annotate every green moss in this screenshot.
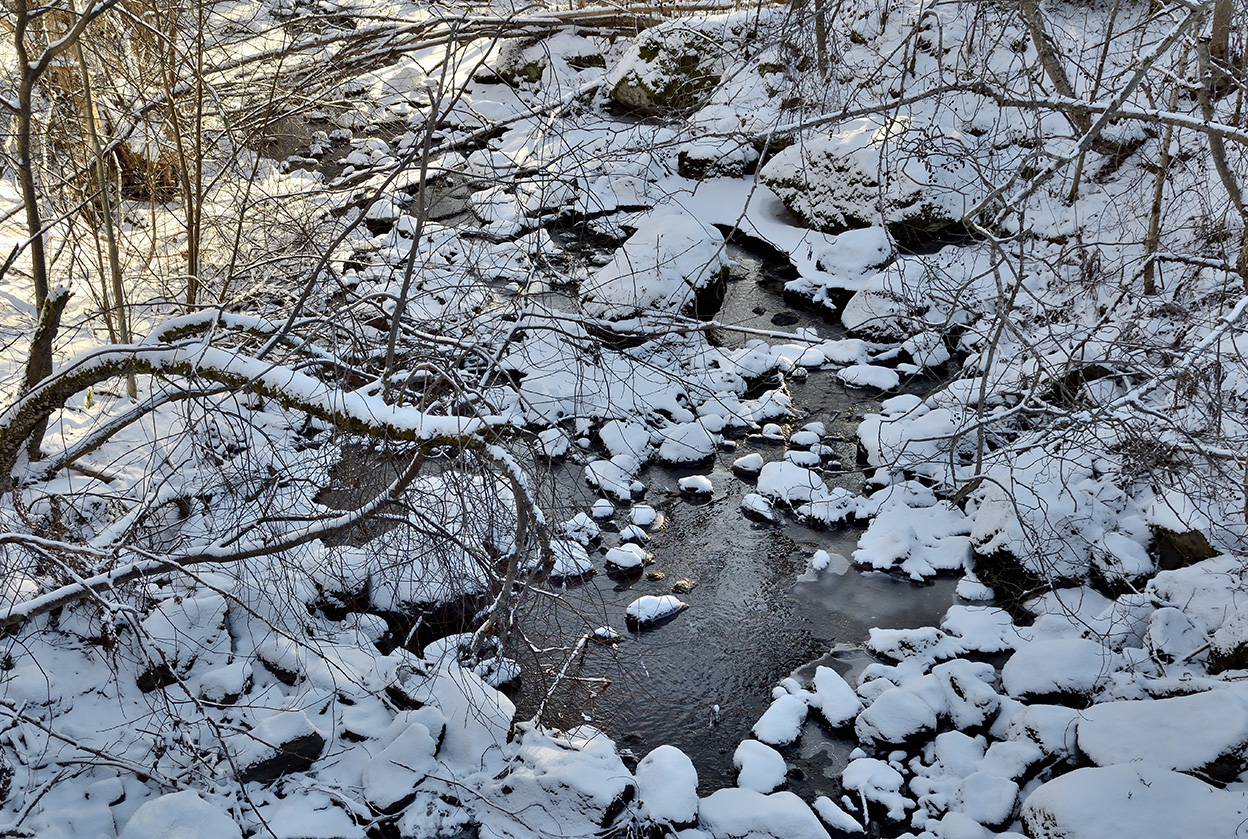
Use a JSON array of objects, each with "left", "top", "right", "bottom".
[{"left": 566, "top": 53, "right": 606, "bottom": 70}]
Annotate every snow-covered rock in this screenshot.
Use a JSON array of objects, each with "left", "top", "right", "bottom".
[
  {"left": 757, "top": 462, "right": 828, "bottom": 505},
  {"left": 581, "top": 209, "right": 729, "bottom": 320},
  {"left": 698, "top": 788, "right": 831, "bottom": 839},
  {"left": 733, "top": 739, "right": 787, "bottom": 793},
  {"left": 604, "top": 543, "right": 649, "bottom": 573},
  {"left": 636, "top": 744, "right": 699, "bottom": 827},
  {"left": 121, "top": 791, "right": 242, "bottom": 839},
  {"left": 1021, "top": 764, "right": 1248, "bottom": 839},
  {"left": 1075, "top": 690, "right": 1248, "bottom": 777},
  {"left": 855, "top": 687, "right": 937, "bottom": 746},
  {"left": 362, "top": 719, "right": 438, "bottom": 811},
  {"left": 1000, "top": 638, "right": 1118, "bottom": 706},
  {"left": 810, "top": 666, "right": 862, "bottom": 727},
  {"left": 658, "top": 421, "right": 719, "bottom": 463},
  {"left": 741, "top": 492, "right": 779, "bottom": 523},
  {"left": 841, "top": 758, "right": 912, "bottom": 821},
  {"left": 625, "top": 595, "right": 688, "bottom": 628},
  {"left": 954, "top": 771, "right": 1019, "bottom": 829},
  {"left": 630, "top": 504, "right": 659, "bottom": 527},
  {"left": 679, "top": 475, "right": 714, "bottom": 497},
  {"left": 732, "top": 452, "right": 765, "bottom": 477},
  {"left": 607, "top": 12, "right": 759, "bottom": 115},
  {"left": 752, "top": 693, "right": 808, "bottom": 746},
  {"left": 837, "top": 364, "right": 900, "bottom": 391}
]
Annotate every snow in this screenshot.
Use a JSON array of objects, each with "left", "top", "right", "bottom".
[
  {"left": 1000, "top": 638, "right": 1119, "bottom": 704},
  {"left": 9, "top": 2, "right": 1248, "bottom": 837},
  {"left": 363, "top": 719, "right": 438, "bottom": 810},
  {"left": 751, "top": 693, "right": 808, "bottom": 746},
  {"left": 1075, "top": 690, "right": 1248, "bottom": 773},
  {"left": 1020, "top": 764, "right": 1248, "bottom": 839},
  {"left": 581, "top": 209, "right": 729, "bottom": 320},
  {"left": 757, "top": 462, "right": 828, "bottom": 505},
  {"left": 954, "top": 772, "right": 1019, "bottom": 829},
  {"left": 636, "top": 745, "right": 699, "bottom": 826},
  {"left": 626, "top": 595, "right": 688, "bottom": 627},
  {"left": 741, "top": 492, "right": 778, "bottom": 522},
  {"left": 549, "top": 540, "right": 594, "bottom": 579},
  {"left": 841, "top": 758, "right": 912, "bottom": 821},
  {"left": 605, "top": 543, "right": 649, "bottom": 571},
  {"left": 855, "top": 687, "right": 937, "bottom": 746},
  {"left": 812, "top": 797, "right": 864, "bottom": 835},
  {"left": 659, "top": 421, "right": 719, "bottom": 463},
  {"left": 733, "top": 739, "right": 787, "bottom": 793},
  {"left": 630, "top": 504, "right": 658, "bottom": 527},
  {"left": 732, "top": 452, "right": 765, "bottom": 477},
  {"left": 120, "top": 791, "right": 242, "bottom": 839},
  {"left": 679, "top": 474, "right": 714, "bottom": 497},
  {"left": 697, "top": 789, "right": 831, "bottom": 839},
  {"left": 810, "top": 666, "right": 862, "bottom": 727},
  {"left": 837, "top": 364, "right": 900, "bottom": 391}
]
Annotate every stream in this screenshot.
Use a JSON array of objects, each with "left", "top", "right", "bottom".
[
  {"left": 510, "top": 242, "right": 960, "bottom": 793},
  {"left": 305, "top": 108, "right": 965, "bottom": 796}
]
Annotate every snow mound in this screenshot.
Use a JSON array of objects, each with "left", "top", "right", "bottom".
[
  {"left": 121, "top": 791, "right": 242, "bottom": 839},
  {"left": 581, "top": 209, "right": 729, "bottom": 320},
  {"left": 733, "top": 739, "right": 787, "bottom": 793},
  {"left": 810, "top": 666, "right": 862, "bottom": 727},
  {"left": 837, "top": 364, "right": 900, "bottom": 391},
  {"left": 1000, "top": 638, "right": 1118, "bottom": 705},
  {"left": 1075, "top": 690, "right": 1248, "bottom": 774},
  {"left": 636, "top": 744, "right": 699, "bottom": 827},
  {"left": 855, "top": 687, "right": 937, "bottom": 746},
  {"left": 698, "top": 788, "right": 830, "bottom": 839},
  {"left": 1021, "top": 764, "right": 1248, "bottom": 839},
  {"left": 752, "top": 693, "right": 808, "bottom": 746},
  {"left": 626, "top": 595, "right": 688, "bottom": 628}
]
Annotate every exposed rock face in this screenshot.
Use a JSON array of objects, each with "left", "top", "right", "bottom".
[
  {"left": 759, "top": 116, "right": 986, "bottom": 242},
  {"left": 607, "top": 13, "right": 757, "bottom": 116}
]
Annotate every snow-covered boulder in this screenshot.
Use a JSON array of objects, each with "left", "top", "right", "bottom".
[
  {"left": 734, "top": 739, "right": 788, "bottom": 793},
  {"left": 837, "top": 364, "right": 900, "bottom": 391},
  {"left": 741, "top": 492, "right": 779, "bottom": 523},
  {"left": 732, "top": 452, "right": 765, "bottom": 477},
  {"left": 759, "top": 116, "right": 985, "bottom": 239},
  {"left": 607, "top": 12, "right": 758, "bottom": 115},
  {"left": 1020, "top": 764, "right": 1248, "bottom": 839},
  {"left": 636, "top": 745, "right": 699, "bottom": 827},
  {"left": 855, "top": 687, "right": 938, "bottom": 747},
  {"left": 954, "top": 771, "right": 1019, "bottom": 830},
  {"left": 698, "top": 788, "right": 831, "bottom": 839},
  {"left": 232, "top": 710, "right": 327, "bottom": 784},
  {"left": 679, "top": 475, "right": 714, "bottom": 498},
  {"left": 658, "top": 421, "right": 719, "bottom": 463},
  {"left": 605, "top": 543, "right": 649, "bottom": 574},
  {"left": 502, "top": 725, "right": 636, "bottom": 829},
  {"left": 1074, "top": 690, "right": 1248, "bottom": 778},
  {"left": 757, "top": 462, "right": 828, "bottom": 506},
  {"left": 626, "top": 595, "right": 688, "bottom": 628},
  {"left": 362, "top": 719, "right": 438, "bottom": 812},
  {"left": 841, "top": 758, "right": 912, "bottom": 822},
  {"left": 549, "top": 540, "right": 594, "bottom": 581},
  {"left": 581, "top": 209, "right": 730, "bottom": 320},
  {"left": 121, "top": 791, "right": 242, "bottom": 839},
  {"left": 1000, "top": 638, "right": 1118, "bottom": 706},
  {"left": 752, "top": 693, "right": 808, "bottom": 746},
  {"left": 810, "top": 666, "right": 862, "bottom": 727}
]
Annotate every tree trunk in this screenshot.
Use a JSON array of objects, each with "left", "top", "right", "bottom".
[{"left": 1019, "top": 0, "right": 1092, "bottom": 135}]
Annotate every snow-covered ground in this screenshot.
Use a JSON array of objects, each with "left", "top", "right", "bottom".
[{"left": 2, "top": 0, "right": 1248, "bottom": 836}]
